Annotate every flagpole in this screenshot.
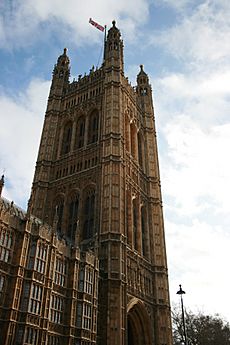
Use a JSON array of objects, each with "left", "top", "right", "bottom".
[{"left": 103, "top": 25, "right": 107, "bottom": 62}]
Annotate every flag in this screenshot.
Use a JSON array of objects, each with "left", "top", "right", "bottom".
[{"left": 89, "top": 18, "right": 104, "bottom": 32}]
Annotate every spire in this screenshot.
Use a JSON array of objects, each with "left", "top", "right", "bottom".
[{"left": 0, "top": 175, "right": 4, "bottom": 197}]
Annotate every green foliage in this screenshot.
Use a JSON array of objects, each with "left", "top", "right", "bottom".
[{"left": 172, "top": 306, "right": 230, "bottom": 345}]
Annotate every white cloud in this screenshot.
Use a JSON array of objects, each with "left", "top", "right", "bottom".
[
  {"left": 148, "top": 1, "right": 230, "bottom": 321},
  {"left": 0, "top": 79, "right": 50, "bottom": 208},
  {"left": 0, "top": 0, "right": 150, "bottom": 49},
  {"left": 167, "top": 218, "right": 230, "bottom": 320},
  {"left": 161, "top": 116, "right": 230, "bottom": 218},
  {"left": 157, "top": 71, "right": 230, "bottom": 99},
  {"left": 152, "top": 1, "right": 230, "bottom": 67},
  {"left": 154, "top": 0, "right": 194, "bottom": 11}
]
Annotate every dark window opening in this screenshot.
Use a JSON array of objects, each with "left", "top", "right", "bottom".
[
  {"left": 88, "top": 111, "right": 99, "bottom": 144},
  {"left": 76, "top": 117, "right": 85, "bottom": 149},
  {"left": 141, "top": 207, "right": 147, "bottom": 257},
  {"left": 61, "top": 122, "right": 72, "bottom": 155},
  {"left": 53, "top": 197, "right": 64, "bottom": 234},
  {"left": 67, "top": 196, "right": 79, "bottom": 242},
  {"left": 133, "top": 201, "right": 138, "bottom": 250},
  {"left": 83, "top": 192, "right": 95, "bottom": 240}
]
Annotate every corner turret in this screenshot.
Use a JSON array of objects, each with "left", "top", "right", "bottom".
[
  {"left": 50, "top": 48, "right": 70, "bottom": 96},
  {"left": 136, "top": 64, "right": 151, "bottom": 95}
]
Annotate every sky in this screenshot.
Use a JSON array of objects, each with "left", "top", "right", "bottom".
[{"left": 1, "top": 0, "right": 230, "bottom": 323}]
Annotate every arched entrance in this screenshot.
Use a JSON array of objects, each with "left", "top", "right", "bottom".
[{"left": 127, "top": 299, "right": 152, "bottom": 345}]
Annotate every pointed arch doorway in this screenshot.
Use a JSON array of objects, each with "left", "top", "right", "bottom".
[{"left": 127, "top": 299, "right": 152, "bottom": 345}]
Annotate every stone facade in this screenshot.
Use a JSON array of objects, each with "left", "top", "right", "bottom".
[
  {"left": 0, "top": 21, "right": 172, "bottom": 345},
  {"left": 0, "top": 195, "right": 98, "bottom": 345}
]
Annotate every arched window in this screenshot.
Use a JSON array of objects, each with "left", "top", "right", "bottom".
[
  {"left": 61, "top": 121, "right": 72, "bottom": 155},
  {"left": 67, "top": 194, "right": 79, "bottom": 242},
  {"left": 88, "top": 110, "right": 99, "bottom": 144},
  {"left": 114, "top": 42, "right": 118, "bottom": 50},
  {"left": 76, "top": 117, "right": 85, "bottom": 149},
  {"left": 53, "top": 196, "right": 64, "bottom": 234},
  {"left": 133, "top": 199, "right": 138, "bottom": 250},
  {"left": 82, "top": 190, "right": 95, "bottom": 240}
]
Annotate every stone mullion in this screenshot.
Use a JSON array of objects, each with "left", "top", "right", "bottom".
[
  {"left": 5, "top": 228, "right": 30, "bottom": 345},
  {"left": 143, "top": 204, "right": 151, "bottom": 260},
  {"left": 84, "top": 115, "right": 89, "bottom": 146},
  {"left": 41, "top": 243, "right": 55, "bottom": 343},
  {"left": 135, "top": 125, "right": 139, "bottom": 161},
  {"left": 126, "top": 188, "right": 132, "bottom": 246},
  {"left": 70, "top": 121, "right": 76, "bottom": 152},
  {"left": 148, "top": 200, "right": 158, "bottom": 265},
  {"left": 57, "top": 125, "right": 64, "bottom": 158},
  {"left": 143, "top": 133, "right": 147, "bottom": 174},
  {"left": 136, "top": 195, "right": 142, "bottom": 253},
  {"left": 66, "top": 255, "right": 79, "bottom": 343},
  {"left": 127, "top": 120, "right": 131, "bottom": 153},
  {"left": 130, "top": 191, "right": 135, "bottom": 250}
]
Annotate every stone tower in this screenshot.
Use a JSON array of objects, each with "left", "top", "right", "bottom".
[{"left": 28, "top": 21, "right": 172, "bottom": 345}]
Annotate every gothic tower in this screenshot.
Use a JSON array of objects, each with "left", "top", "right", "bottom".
[{"left": 28, "top": 21, "right": 172, "bottom": 345}]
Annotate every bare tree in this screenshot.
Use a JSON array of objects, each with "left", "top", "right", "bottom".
[{"left": 172, "top": 306, "right": 230, "bottom": 345}]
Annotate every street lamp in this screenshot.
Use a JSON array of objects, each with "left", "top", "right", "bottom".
[{"left": 176, "top": 284, "right": 187, "bottom": 345}]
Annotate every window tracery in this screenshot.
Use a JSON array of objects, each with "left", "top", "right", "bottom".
[
  {"left": 49, "top": 293, "right": 64, "bottom": 324},
  {"left": 25, "top": 327, "right": 38, "bottom": 344},
  {"left": 35, "top": 241, "right": 47, "bottom": 274},
  {"left": 29, "top": 283, "right": 43, "bottom": 315},
  {"left": 0, "top": 227, "right": 13, "bottom": 263},
  {"left": 54, "top": 257, "right": 67, "bottom": 287}
]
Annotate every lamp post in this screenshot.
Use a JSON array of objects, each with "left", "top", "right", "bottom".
[{"left": 176, "top": 284, "right": 187, "bottom": 345}]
